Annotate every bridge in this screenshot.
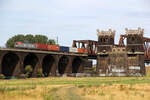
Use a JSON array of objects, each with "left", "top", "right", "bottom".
[
  {"left": 1, "top": 27, "right": 150, "bottom": 78},
  {"left": 0, "top": 48, "right": 90, "bottom": 78}
]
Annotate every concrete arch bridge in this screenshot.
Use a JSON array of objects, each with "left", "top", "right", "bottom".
[{"left": 0, "top": 48, "right": 90, "bottom": 78}]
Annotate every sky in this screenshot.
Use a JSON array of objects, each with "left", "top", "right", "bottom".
[{"left": 0, "top": 0, "right": 150, "bottom": 47}]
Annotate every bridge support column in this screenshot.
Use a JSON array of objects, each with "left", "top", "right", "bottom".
[
  {"left": 127, "top": 53, "right": 145, "bottom": 76},
  {"left": 32, "top": 54, "right": 44, "bottom": 77},
  {"left": 96, "top": 54, "right": 109, "bottom": 76},
  {"left": 65, "top": 56, "right": 73, "bottom": 74},
  {"left": 12, "top": 53, "right": 26, "bottom": 77},
  {"left": 50, "top": 55, "right": 59, "bottom": 76},
  {"left": 77, "top": 57, "right": 85, "bottom": 73},
  {"left": 139, "top": 55, "right": 146, "bottom": 75}
]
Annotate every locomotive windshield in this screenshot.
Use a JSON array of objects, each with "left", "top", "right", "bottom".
[{"left": 15, "top": 43, "right": 19, "bottom": 45}]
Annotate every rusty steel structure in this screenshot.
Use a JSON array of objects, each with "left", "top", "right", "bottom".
[
  {"left": 72, "top": 40, "right": 98, "bottom": 54},
  {"left": 72, "top": 40, "right": 98, "bottom": 59},
  {"left": 143, "top": 37, "right": 150, "bottom": 62}
]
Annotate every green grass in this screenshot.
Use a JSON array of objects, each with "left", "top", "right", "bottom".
[
  {"left": 0, "top": 84, "right": 37, "bottom": 92},
  {"left": 0, "top": 77, "right": 150, "bottom": 87}
]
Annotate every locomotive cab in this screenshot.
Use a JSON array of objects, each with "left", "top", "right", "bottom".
[{"left": 14, "top": 42, "right": 23, "bottom": 48}]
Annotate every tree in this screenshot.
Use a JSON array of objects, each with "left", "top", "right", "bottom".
[
  {"left": 47, "top": 39, "right": 56, "bottom": 45},
  {"left": 6, "top": 34, "right": 25, "bottom": 48},
  {"left": 6, "top": 34, "right": 56, "bottom": 48},
  {"left": 24, "top": 34, "right": 34, "bottom": 43},
  {"left": 34, "top": 35, "right": 48, "bottom": 44}
]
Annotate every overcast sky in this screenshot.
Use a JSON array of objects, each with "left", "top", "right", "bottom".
[{"left": 0, "top": 0, "right": 150, "bottom": 47}]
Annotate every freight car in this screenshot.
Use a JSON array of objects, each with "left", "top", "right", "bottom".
[{"left": 14, "top": 42, "right": 89, "bottom": 54}]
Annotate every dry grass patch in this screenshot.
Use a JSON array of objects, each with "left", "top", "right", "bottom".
[{"left": 0, "top": 77, "right": 150, "bottom": 100}]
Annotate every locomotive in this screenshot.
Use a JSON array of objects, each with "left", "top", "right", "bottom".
[{"left": 14, "top": 42, "right": 37, "bottom": 49}]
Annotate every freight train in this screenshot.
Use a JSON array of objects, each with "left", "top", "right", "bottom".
[{"left": 14, "top": 42, "right": 89, "bottom": 54}]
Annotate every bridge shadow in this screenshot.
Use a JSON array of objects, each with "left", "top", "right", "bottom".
[
  {"left": 42, "top": 55, "right": 55, "bottom": 77},
  {"left": 58, "top": 56, "right": 69, "bottom": 75},
  {"left": 24, "top": 53, "right": 38, "bottom": 77},
  {"left": 72, "top": 57, "right": 81, "bottom": 73},
  {"left": 2, "top": 52, "right": 19, "bottom": 78}
]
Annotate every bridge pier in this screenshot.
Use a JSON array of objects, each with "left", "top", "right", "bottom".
[
  {"left": 17, "top": 53, "right": 27, "bottom": 76},
  {"left": 73, "top": 57, "right": 84, "bottom": 73},
  {"left": 50, "top": 55, "right": 59, "bottom": 76},
  {"left": 31, "top": 54, "right": 44, "bottom": 77},
  {"left": 11, "top": 52, "right": 22, "bottom": 77},
  {"left": 64, "top": 56, "right": 73, "bottom": 74}
]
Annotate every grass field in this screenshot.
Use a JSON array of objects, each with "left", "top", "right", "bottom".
[{"left": 0, "top": 77, "right": 150, "bottom": 100}]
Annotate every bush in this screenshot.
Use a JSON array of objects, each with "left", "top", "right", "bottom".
[
  {"left": 37, "top": 68, "right": 43, "bottom": 77},
  {"left": 0, "top": 74, "right": 5, "bottom": 79},
  {"left": 25, "top": 65, "right": 33, "bottom": 77}
]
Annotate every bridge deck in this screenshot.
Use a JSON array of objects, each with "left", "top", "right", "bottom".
[{"left": 0, "top": 48, "right": 88, "bottom": 56}]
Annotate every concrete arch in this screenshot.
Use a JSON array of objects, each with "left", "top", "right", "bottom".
[
  {"left": 72, "top": 57, "right": 81, "bottom": 73},
  {"left": 2, "top": 52, "right": 19, "bottom": 77},
  {"left": 42, "top": 55, "right": 55, "bottom": 77},
  {"left": 24, "top": 53, "right": 38, "bottom": 77},
  {"left": 58, "top": 56, "right": 69, "bottom": 74}
]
